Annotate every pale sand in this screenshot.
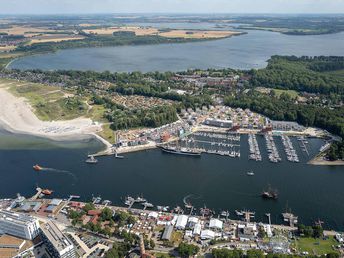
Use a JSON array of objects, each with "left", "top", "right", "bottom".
[{"left": 0, "top": 88, "right": 104, "bottom": 141}]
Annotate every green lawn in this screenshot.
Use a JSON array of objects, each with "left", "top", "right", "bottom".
[
  {"left": 87, "top": 104, "right": 108, "bottom": 123},
  {"left": 97, "top": 124, "right": 116, "bottom": 144},
  {"left": 272, "top": 88, "right": 299, "bottom": 98},
  {"left": 293, "top": 237, "right": 338, "bottom": 256}
]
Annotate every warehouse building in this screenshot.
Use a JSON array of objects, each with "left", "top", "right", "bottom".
[{"left": 204, "top": 118, "right": 233, "bottom": 128}]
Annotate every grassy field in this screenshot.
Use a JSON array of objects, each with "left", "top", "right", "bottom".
[
  {"left": 87, "top": 104, "right": 108, "bottom": 123},
  {"left": 171, "top": 231, "right": 183, "bottom": 245},
  {"left": 272, "top": 88, "right": 299, "bottom": 98},
  {"left": 293, "top": 237, "right": 338, "bottom": 256},
  {"left": 97, "top": 124, "right": 116, "bottom": 144}
]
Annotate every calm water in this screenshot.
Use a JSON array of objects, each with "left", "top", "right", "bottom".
[
  {"left": 1, "top": 130, "right": 343, "bottom": 230},
  {"left": 9, "top": 30, "right": 344, "bottom": 72},
  {"left": 4, "top": 28, "right": 344, "bottom": 230}
]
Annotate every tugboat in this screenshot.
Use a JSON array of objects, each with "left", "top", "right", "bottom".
[
  {"left": 86, "top": 155, "right": 98, "bottom": 164},
  {"left": 261, "top": 185, "right": 278, "bottom": 200},
  {"left": 33, "top": 165, "right": 43, "bottom": 171},
  {"left": 42, "top": 189, "right": 53, "bottom": 195}
]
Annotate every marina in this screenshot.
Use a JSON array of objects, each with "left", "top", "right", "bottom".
[{"left": 0, "top": 131, "right": 344, "bottom": 230}]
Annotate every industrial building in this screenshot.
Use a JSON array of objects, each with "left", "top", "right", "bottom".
[
  {"left": 161, "top": 225, "right": 173, "bottom": 241},
  {"left": 41, "top": 220, "right": 76, "bottom": 258},
  {"left": 0, "top": 210, "right": 40, "bottom": 240},
  {"left": 204, "top": 118, "right": 233, "bottom": 128}
]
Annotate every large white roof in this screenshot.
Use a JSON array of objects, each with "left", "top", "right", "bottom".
[
  {"left": 193, "top": 223, "right": 202, "bottom": 235},
  {"left": 175, "top": 215, "right": 188, "bottom": 229},
  {"left": 188, "top": 217, "right": 199, "bottom": 224},
  {"left": 201, "top": 229, "right": 215, "bottom": 240},
  {"left": 209, "top": 218, "right": 223, "bottom": 229}
]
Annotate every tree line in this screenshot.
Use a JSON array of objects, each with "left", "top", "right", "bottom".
[{"left": 250, "top": 56, "right": 344, "bottom": 95}]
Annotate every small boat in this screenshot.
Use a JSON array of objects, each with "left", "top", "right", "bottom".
[
  {"left": 92, "top": 196, "right": 101, "bottom": 204},
  {"left": 235, "top": 210, "right": 243, "bottom": 216},
  {"left": 42, "top": 189, "right": 53, "bottom": 195},
  {"left": 33, "top": 165, "right": 43, "bottom": 171},
  {"left": 114, "top": 152, "right": 124, "bottom": 159},
  {"left": 142, "top": 202, "right": 154, "bottom": 208},
  {"left": 86, "top": 155, "right": 98, "bottom": 164},
  {"left": 221, "top": 211, "right": 230, "bottom": 217},
  {"left": 247, "top": 171, "right": 255, "bottom": 176},
  {"left": 135, "top": 196, "right": 147, "bottom": 203},
  {"left": 102, "top": 200, "right": 112, "bottom": 205},
  {"left": 157, "top": 206, "right": 170, "bottom": 212},
  {"left": 124, "top": 196, "right": 134, "bottom": 206}
]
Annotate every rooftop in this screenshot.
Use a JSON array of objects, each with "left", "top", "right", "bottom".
[
  {"left": 41, "top": 220, "right": 73, "bottom": 253},
  {"left": 0, "top": 210, "right": 37, "bottom": 225}
]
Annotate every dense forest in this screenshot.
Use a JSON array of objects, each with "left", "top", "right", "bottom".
[
  {"left": 250, "top": 56, "right": 344, "bottom": 95},
  {"left": 224, "top": 92, "right": 344, "bottom": 160},
  {"left": 14, "top": 33, "right": 209, "bottom": 54}
]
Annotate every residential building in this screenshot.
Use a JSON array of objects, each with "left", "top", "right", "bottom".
[{"left": 41, "top": 220, "right": 76, "bottom": 258}]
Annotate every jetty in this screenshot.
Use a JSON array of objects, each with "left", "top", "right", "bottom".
[
  {"left": 248, "top": 134, "right": 261, "bottom": 161},
  {"left": 281, "top": 135, "right": 299, "bottom": 162},
  {"left": 30, "top": 187, "right": 42, "bottom": 200}
]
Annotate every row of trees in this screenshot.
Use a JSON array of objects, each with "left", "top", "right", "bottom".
[
  {"left": 212, "top": 249, "right": 339, "bottom": 258},
  {"left": 105, "top": 105, "right": 178, "bottom": 130}
]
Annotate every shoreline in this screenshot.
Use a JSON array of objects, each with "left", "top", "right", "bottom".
[
  {"left": 3, "top": 31, "right": 246, "bottom": 70},
  {"left": 308, "top": 154, "right": 344, "bottom": 166},
  {"left": 0, "top": 86, "right": 112, "bottom": 150}
]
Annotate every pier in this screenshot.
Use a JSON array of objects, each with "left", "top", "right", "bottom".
[
  {"left": 281, "top": 135, "right": 299, "bottom": 162},
  {"left": 248, "top": 134, "right": 261, "bottom": 161},
  {"left": 265, "top": 134, "right": 282, "bottom": 163},
  {"left": 282, "top": 212, "right": 298, "bottom": 227},
  {"left": 30, "top": 187, "right": 42, "bottom": 200},
  {"left": 297, "top": 136, "right": 309, "bottom": 156}
]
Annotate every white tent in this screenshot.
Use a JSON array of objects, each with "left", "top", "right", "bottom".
[
  {"left": 193, "top": 223, "right": 202, "bottom": 236},
  {"left": 201, "top": 229, "right": 215, "bottom": 240},
  {"left": 209, "top": 218, "right": 223, "bottom": 230},
  {"left": 175, "top": 215, "right": 188, "bottom": 230}
]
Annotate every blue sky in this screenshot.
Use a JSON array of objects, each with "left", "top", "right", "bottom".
[{"left": 1, "top": 0, "right": 344, "bottom": 14}]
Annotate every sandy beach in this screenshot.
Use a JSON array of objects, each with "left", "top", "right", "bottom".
[
  {"left": 308, "top": 154, "right": 344, "bottom": 166},
  {"left": 0, "top": 87, "right": 103, "bottom": 141}
]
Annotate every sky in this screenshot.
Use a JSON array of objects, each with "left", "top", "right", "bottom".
[{"left": 0, "top": 0, "right": 344, "bottom": 14}]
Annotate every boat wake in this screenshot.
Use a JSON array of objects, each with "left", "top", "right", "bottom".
[
  {"left": 183, "top": 194, "right": 202, "bottom": 206},
  {"left": 39, "top": 168, "right": 77, "bottom": 181}
]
